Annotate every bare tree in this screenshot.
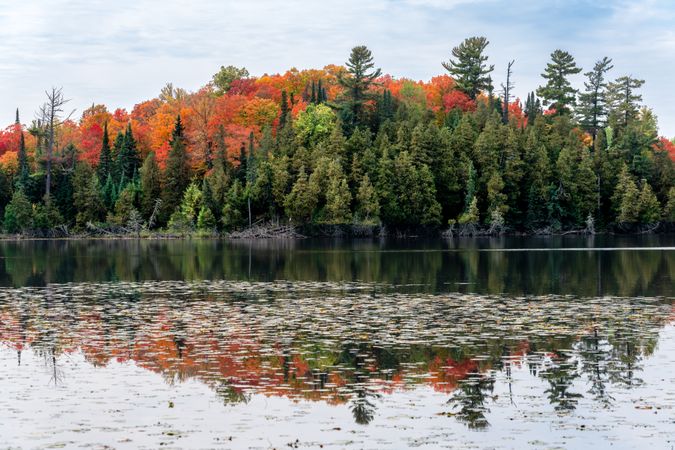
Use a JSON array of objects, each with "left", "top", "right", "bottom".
[
  {"left": 37, "top": 87, "right": 74, "bottom": 200},
  {"left": 501, "top": 60, "right": 515, "bottom": 124}
]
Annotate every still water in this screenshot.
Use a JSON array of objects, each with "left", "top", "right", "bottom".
[{"left": 0, "top": 236, "right": 673, "bottom": 449}]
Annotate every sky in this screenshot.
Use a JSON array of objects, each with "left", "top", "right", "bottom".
[{"left": 0, "top": 0, "right": 674, "bottom": 136}]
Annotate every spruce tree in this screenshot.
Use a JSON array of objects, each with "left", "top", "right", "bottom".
[
  {"left": 16, "top": 130, "right": 30, "bottom": 191},
  {"left": 162, "top": 115, "right": 191, "bottom": 221},
  {"left": 536, "top": 50, "right": 582, "bottom": 114},
  {"left": 97, "top": 122, "right": 113, "bottom": 183},
  {"left": 442, "top": 36, "right": 494, "bottom": 100}
]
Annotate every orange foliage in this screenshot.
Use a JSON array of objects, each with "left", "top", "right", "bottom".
[{"left": 0, "top": 151, "right": 18, "bottom": 175}]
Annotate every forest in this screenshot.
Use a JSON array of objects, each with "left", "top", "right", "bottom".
[{"left": 0, "top": 37, "right": 673, "bottom": 236}]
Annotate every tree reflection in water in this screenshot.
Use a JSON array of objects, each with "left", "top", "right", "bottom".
[{"left": 0, "top": 280, "right": 671, "bottom": 428}]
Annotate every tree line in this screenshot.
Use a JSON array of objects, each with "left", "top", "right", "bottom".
[{"left": 1, "top": 37, "right": 674, "bottom": 235}]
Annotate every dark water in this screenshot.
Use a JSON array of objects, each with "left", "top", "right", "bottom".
[
  {"left": 0, "top": 234, "right": 672, "bottom": 295},
  {"left": 0, "top": 236, "right": 673, "bottom": 449}
]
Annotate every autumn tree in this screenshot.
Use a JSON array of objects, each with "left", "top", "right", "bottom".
[{"left": 442, "top": 36, "right": 494, "bottom": 100}]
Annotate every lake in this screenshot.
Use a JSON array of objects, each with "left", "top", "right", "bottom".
[{"left": 0, "top": 235, "right": 673, "bottom": 449}]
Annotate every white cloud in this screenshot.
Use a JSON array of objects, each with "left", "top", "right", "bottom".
[{"left": 0, "top": 0, "right": 673, "bottom": 135}]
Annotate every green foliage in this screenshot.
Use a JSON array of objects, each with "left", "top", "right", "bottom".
[
  {"left": 140, "top": 152, "right": 162, "bottom": 221},
  {"left": 33, "top": 196, "right": 63, "bottom": 231},
  {"left": 356, "top": 174, "right": 379, "bottom": 223},
  {"left": 578, "top": 57, "right": 613, "bottom": 141},
  {"left": 72, "top": 162, "right": 104, "bottom": 229},
  {"left": 294, "top": 104, "right": 337, "bottom": 148},
  {"left": 536, "top": 50, "right": 582, "bottom": 114},
  {"left": 442, "top": 36, "right": 494, "bottom": 100},
  {"left": 197, "top": 206, "right": 216, "bottom": 230},
  {"left": 97, "top": 122, "right": 113, "bottom": 183},
  {"left": 179, "top": 182, "right": 203, "bottom": 225},
  {"left": 285, "top": 166, "right": 318, "bottom": 222},
  {"left": 637, "top": 182, "right": 661, "bottom": 224},
  {"left": 221, "top": 179, "right": 247, "bottom": 230},
  {"left": 162, "top": 115, "right": 191, "bottom": 222},
  {"left": 3, "top": 190, "right": 32, "bottom": 233},
  {"left": 337, "top": 45, "right": 382, "bottom": 132},
  {"left": 664, "top": 187, "right": 675, "bottom": 222}
]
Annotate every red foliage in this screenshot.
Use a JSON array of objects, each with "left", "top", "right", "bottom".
[
  {"left": 655, "top": 137, "right": 675, "bottom": 161},
  {"left": 442, "top": 90, "right": 475, "bottom": 112}
]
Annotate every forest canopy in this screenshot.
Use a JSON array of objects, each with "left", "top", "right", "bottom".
[{"left": 0, "top": 38, "right": 673, "bottom": 235}]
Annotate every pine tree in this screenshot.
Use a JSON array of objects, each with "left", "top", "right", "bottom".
[
  {"left": 536, "top": 50, "right": 582, "bottom": 114},
  {"left": 97, "top": 122, "right": 113, "bottom": 183},
  {"left": 442, "top": 36, "right": 494, "bottom": 100},
  {"left": 606, "top": 75, "right": 645, "bottom": 129},
  {"left": 577, "top": 57, "right": 613, "bottom": 143},
  {"left": 337, "top": 45, "right": 382, "bottom": 132}
]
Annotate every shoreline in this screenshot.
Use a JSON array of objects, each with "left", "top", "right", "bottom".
[{"left": 0, "top": 224, "right": 672, "bottom": 242}]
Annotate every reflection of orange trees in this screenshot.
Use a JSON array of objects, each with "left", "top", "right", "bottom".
[{"left": 0, "top": 286, "right": 672, "bottom": 412}]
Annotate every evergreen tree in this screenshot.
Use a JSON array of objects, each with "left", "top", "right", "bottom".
[
  {"left": 637, "top": 181, "right": 661, "bottom": 223},
  {"left": 536, "top": 50, "right": 582, "bottom": 114},
  {"left": 356, "top": 174, "right": 379, "bottom": 223},
  {"left": 285, "top": 166, "right": 318, "bottom": 222},
  {"left": 606, "top": 75, "right": 645, "bottom": 129},
  {"left": 16, "top": 130, "right": 30, "bottom": 191},
  {"left": 3, "top": 190, "right": 32, "bottom": 233},
  {"left": 117, "top": 123, "right": 141, "bottom": 183},
  {"left": 577, "top": 57, "right": 613, "bottom": 143},
  {"left": 324, "top": 160, "right": 352, "bottom": 224},
  {"left": 524, "top": 92, "right": 542, "bottom": 125},
  {"left": 279, "top": 90, "right": 290, "bottom": 131},
  {"left": 442, "top": 36, "right": 494, "bottom": 100},
  {"left": 337, "top": 45, "right": 382, "bottom": 132},
  {"left": 97, "top": 122, "right": 113, "bottom": 183},
  {"left": 140, "top": 152, "right": 162, "bottom": 221},
  {"left": 221, "top": 179, "right": 247, "bottom": 230},
  {"left": 162, "top": 115, "right": 191, "bottom": 222},
  {"left": 664, "top": 187, "right": 675, "bottom": 222},
  {"left": 72, "top": 162, "right": 105, "bottom": 229}
]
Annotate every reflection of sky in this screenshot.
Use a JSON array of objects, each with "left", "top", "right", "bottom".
[
  {"left": 0, "top": 0, "right": 674, "bottom": 135},
  {"left": 1, "top": 326, "right": 673, "bottom": 449}
]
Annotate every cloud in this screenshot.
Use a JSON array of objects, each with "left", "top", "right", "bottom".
[{"left": 0, "top": 0, "right": 673, "bottom": 135}]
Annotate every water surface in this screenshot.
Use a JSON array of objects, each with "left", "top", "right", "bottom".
[{"left": 0, "top": 236, "right": 673, "bottom": 449}]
